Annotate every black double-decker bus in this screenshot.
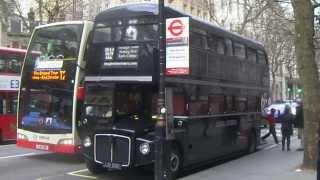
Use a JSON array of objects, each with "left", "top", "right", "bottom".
[{"left": 79, "top": 3, "right": 269, "bottom": 176}]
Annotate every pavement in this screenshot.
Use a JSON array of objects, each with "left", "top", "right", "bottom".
[
  {"left": 0, "top": 126, "right": 316, "bottom": 180},
  {"left": 181, "top": 128, "right": 316, "bottom": 180}
]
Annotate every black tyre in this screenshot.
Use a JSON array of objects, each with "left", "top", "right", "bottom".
[
  {"left": 170, "top": 145, "right": 182, "bottom": 179},
  {"left": 85, "top": 159, "right": 105, "bottom": 174},
  {"left": 247, "top": 132, "right": 257, "bottom": 153}
]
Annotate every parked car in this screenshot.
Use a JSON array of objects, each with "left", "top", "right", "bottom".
[{"left": 263, "top": 101, "right": 298, "bottom": 122}]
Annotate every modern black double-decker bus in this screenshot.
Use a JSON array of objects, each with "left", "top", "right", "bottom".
[{"left": 79, "top": 3, "right": 269, "bottom": 176}]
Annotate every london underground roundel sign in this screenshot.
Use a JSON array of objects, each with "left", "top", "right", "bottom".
[
  {"left": 168, "top": 19, "right": 184, "bottom": 36},
  {"left": 166, "top": 17, "right": 190, "bottom": 75}
]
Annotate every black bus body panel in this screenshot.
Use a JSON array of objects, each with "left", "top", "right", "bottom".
[{"left": 81, "top": 3, "right": 268, "bottom": 172}]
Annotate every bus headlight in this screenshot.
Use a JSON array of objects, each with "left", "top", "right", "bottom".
[
  {"left": 83, "top": 136, "right": 92, "bottom": 147},
  {"left": 139, "top": 142, "right": 150, "bottom": 155},
  {"left": 17, "top": 133, "right": 28, "bottom": 140}
]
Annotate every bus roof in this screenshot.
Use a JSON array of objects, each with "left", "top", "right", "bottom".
[
  {"left": 34, "top": 21, "right": 93, "bottom": 30},
  {"left": 95, "top": 3, "right": 265, "bottom": 50},
  {"left": 0, "top": 47, "right": 27, "bottom": 55}
]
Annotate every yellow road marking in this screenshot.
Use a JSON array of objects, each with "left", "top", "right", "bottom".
[{"left": 67, "top": 169, "right": 97, "bottom": 179}]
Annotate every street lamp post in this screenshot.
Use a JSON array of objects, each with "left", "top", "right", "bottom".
[
  {"left": 72, "top": 0, "right": 76, "bottom": 20},
  {"left": 155, "top": 0, "right": 171, "bottom": 180}
]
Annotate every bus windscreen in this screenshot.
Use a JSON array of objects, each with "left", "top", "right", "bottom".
[{"left": 18, "top": 24, "right": 83, "bottom": 133}]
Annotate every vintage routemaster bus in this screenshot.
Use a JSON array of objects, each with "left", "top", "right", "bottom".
[
  {"left": 0, "top": 47, "right": 26, "bottom": 142},
  {"left": 17, "top": 21, "right": 93, "bottom": 153},
  {"left": 79, "top": 3, "right": 269, "bottom": 176}
]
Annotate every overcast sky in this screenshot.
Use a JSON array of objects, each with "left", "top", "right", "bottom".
[{"left": 18, "top": 0, "right": 33, "bottom": 16}]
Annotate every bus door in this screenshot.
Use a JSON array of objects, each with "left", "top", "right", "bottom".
[{"left": 0, "top": 93, "right": 17, "bottom": 141}]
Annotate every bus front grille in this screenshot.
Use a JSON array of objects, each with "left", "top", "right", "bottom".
[{"left": 94, "top": 134, "right": 131, "bottom": 167}]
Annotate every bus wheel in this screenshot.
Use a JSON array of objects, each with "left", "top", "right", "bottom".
[
  {"left": 247, "top": 132, "right": 257, "bottom": 154},
  {"left": 85, "top": 159, "right": 105, "bottom": 174},
  {"left": 170, "top": 145, "right": 182, "bottom": 178}
]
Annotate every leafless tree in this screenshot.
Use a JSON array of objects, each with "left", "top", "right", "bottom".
[
  {"left": 33, "top": 0, "right": 72, "bottom": 23},
  {"left": 0, "top": 0, "right": 9, "bottom": 30},
  {"left": 290, "top": 0, "right": 320, "bottom": 170}
]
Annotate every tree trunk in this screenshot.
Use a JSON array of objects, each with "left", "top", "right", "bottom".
[
  {"left": 292, "top": 0, "right": 320, "bottom": 169},
  {"left": 271, "top": 72, "right": 276, "bottom": 102}
]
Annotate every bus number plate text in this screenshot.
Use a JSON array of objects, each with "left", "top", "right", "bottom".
[{"left": 35, "top": 144, "right": 49, "bottom": 151}]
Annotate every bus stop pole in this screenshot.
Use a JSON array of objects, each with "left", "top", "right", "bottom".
[{"left": 155, "top": 0, "right": 171, "bottom": 179}]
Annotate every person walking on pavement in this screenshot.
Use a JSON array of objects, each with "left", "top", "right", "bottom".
[
  {"left": 280, "top": 105, "right": 294, "bottom": 151},
  {"left": 294, "top": 101, "right": 304, "bottom": 151},
  {"left": 262, "top": 108, "right": 278, "bottom": 144}
]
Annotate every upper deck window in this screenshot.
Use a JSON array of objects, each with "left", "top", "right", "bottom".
[
  {"left": 93, "top": 18, "right": 158, "bottom": 43},
  {"left": 234, "top": 42, "right": 246, "bottom": 59},
  {"left": 0, "top": 59, "right": 6, "bottom": 72},
  {"left": 217, "top": 38, "right": 225, "bottom": 55},
  {"left": 257, "top": 50, "right": 267, "bottom": 64},
  {"left": 93, "top": 26, "right": 122, "bottom": 43},
  {"left": 207, "top": 35, "right": 225, "bottom": 55},
  {"left": 247, "top": 48, "right": 257, "bottom": 63},
  {"left": 225, "top": 39, "right": 233, "bottom": 56},
  {"left": 190, "top": 32, "right": 205, "bottom": 48},
  {"left": 0, "top": 54, "right": 23, "bottom": 73}
]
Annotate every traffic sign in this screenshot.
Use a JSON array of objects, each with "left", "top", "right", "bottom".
[
  {"left": 166, "top": 17, "right": 189, "bottom": 75},
  {"left": 168, "top": 19, "right": 184, "bottom": 36},
  {"left": 166, "top": 17, "right": 189, "bottom": 40}
]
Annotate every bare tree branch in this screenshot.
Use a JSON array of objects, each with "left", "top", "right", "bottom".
[{"left": 9, "top": 0, "right": 30, "bottom": 31}]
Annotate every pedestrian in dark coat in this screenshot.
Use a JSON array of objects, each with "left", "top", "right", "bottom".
[
  {"left": 294, "top": 102, "right": 304, "bottom": 151},
  {"left": 280, "top": 105, "right": 294, "bottom": 151}
]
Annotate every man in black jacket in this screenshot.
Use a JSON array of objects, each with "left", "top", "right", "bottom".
[
  {"left": 294, "top": 102, "right": 304, "bottom": 151},
  {"left": 280, "top": 105, "right": 294, "bottom": 151}
]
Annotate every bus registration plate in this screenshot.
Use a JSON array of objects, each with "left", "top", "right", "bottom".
[{"left": 35, "top": 144, "right": 49, "bottom": 151}]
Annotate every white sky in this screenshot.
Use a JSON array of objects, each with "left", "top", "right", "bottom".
[{"left": 17, "top": 0, "right": 34, "bottom": 16}]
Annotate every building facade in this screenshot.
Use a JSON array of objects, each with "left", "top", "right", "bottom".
[
  {"left": 0, "top": 0, "right": 30, "bottom": 48},
  {"left": 82, "top": 0, "right": 209, "bottom": 21}
]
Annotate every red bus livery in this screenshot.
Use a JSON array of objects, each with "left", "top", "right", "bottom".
[{"left": 0, "top": 47, "right": 26, "bottom": 142}]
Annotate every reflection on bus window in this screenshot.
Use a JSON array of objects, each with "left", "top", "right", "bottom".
[
  {"left": 125, "top": 26, "right": 138, "bottom": 41},
  {"left": 85, "top": 85, "right": 157, "bottom": 122},
  {"left": 0, "top": 59, "right": 6, "bottom": 72},
  {"left": 8, "top": 58, "right": 21, "bottom": 73},
  {"left": 0, "top": 57, "right": 22, "bottom": 73},
  {"left": 93, "top": 24, "right": 158, "bottom": 43},
  {"left": 0, "top": 95, "right": 18, "bottom": 114}
]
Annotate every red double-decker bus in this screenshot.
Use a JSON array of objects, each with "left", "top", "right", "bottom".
[{"left": 0, "top": 47, "right": 26, "bottom": 142}]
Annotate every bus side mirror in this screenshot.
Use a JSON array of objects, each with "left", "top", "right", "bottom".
[{"left": 77, "top": 86, "right": 85, "bottom": 101}]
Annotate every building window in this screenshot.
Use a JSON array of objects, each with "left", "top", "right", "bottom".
[
  {"left": 183, "top": 4, "right": 187, "bottom": 11},
  {"left": 12, "top": 41, "right": 19, "bottom": 48},
  {"left": 190, "top": 6, "right": 194, "bottom": 14},
  {"left": 197, "top": 10, "right": 201, "bottom": 17},
  {"left": 203, "top": 12, "right": 208, "bottom": 20}
]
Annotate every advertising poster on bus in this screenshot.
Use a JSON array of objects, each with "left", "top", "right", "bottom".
[
  {"left": 0, "top": 75, "right": 20, "bottom": 91},
  {"left": 165, "top": 17, "right": 189, "bottom": 75}
]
